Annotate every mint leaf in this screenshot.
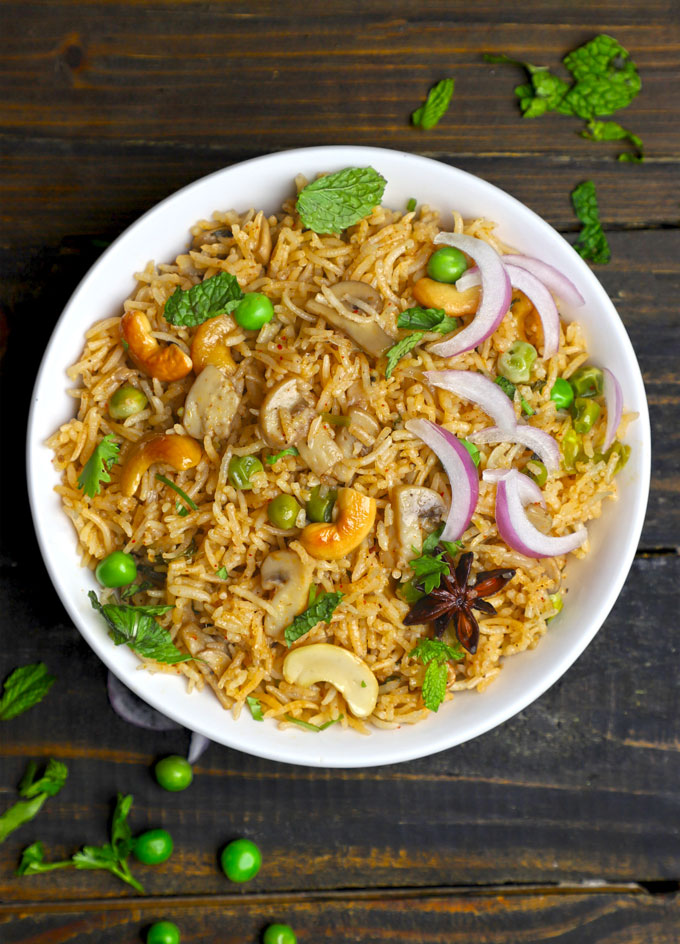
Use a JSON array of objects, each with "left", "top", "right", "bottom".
[
  {"left": 163, "top": 271, "right": 243, "bottom": 327},
  {"left": 410, "top": 637, "right": 465, "bottom": 665},
  {"left": 296, "top": 167, "right": 387, "bottom": 235},
  {"left": 582, "top": 118, "right": 644, "bottom": 162},
  {"left": 284, "top": 591, "right": 344, "bottom": 646},
  {"left": 88, "top": 591, "right": 190, "bottom": 665},
  {"left": 284, "top": 713, "right": 343, "bottom": 732},
  {"left": 265, "top": 446, "right": 299, "bottom": 465},
  {"left": 78, "top": 435, "right": 120, "bottom": 498},
  {"left": 0, "top": 663, "right": 55, "bottom": 720},
  {"left": 397, "top": 307, "right": 446, "bottom": 331},
  {"left": 412, "top": 78, "right": 455, "bottom": 130},
  {"left": 571, "top": 180, "right": 611, "bottom": 264},
  {"left": 246, "top": 696, "right": 264, "bottom": 721},
  {"left": 422, "top": 661, "right": 448, "bottom": 712},
  {"left": 385, "top": 332, "right": 423, "bottom": 379},
  {"left": 410, "top": 638, "right": 464, "bottom": 712},
  {"left": 562, "top": 34, "right": 641, "bottom": 118},
  {"left": 16, "top": 842, "right": 72, "bottom": 875}
]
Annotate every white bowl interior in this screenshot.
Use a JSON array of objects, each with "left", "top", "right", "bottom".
[{"left": 28, "top": 146, "right": 650, "bottom": 767}]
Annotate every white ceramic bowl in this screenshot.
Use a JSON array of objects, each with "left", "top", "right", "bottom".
[{"left": 28, "top": 146, "right": 651, "bottom": 768}]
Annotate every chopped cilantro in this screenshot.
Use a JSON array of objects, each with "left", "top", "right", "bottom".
[
  {"left": 296, "top": 167, "right": 386, "bottom": 235},
  {"left": 284, "top": 591, "right": 344, "bottom": 647},
  {"left": 265, "top": 446, "right": 299, "bottom": 465},
  {"left": 215, "top": 566, "right": 228, "bottom": 580},
  {"left": 246, "top": 696, "right": 264, "bottom": 721},
  {"left": 163, "top": 271, "right": 243, "bottom": 327},
  {"left": 77, "top": 435, "right": 120, "bottom": 498},
  {"left": 411, "top": 77, "right": 455, "bottom": 130},
  {"left": 571, "top": 180, "right": 611, "bottom": 264},
  {"left": 406, "top": 198, "right": 417, "bottom": 212}
]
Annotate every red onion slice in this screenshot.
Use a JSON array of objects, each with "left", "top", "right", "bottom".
[
  {"left": 107, "top": 670, "right": 182, "bottom": 731},
  {"left": 428, "top": 233, "right": 512, "bottom": 358},
  {"left": 405, "top": 418, "right": 479, "bottom": 541},
  {"left": 502, "top": 254, "right": 585, "bottom": 307},
  {"left": 602, "top": 368, "right": 623, "bottom": 451},
  {"left": 425, "top": 370, "right": 517, "bottom": 433},
  {"left": 495, "top": 470, "right": 587, "bottom": 558},
  {"left": 469, "top": 424, "right": 561, "bottom": 473},
  {"left": 454, "top": 262, "right": 561, "bottom": 358},
  {"left": 482, "top": 468, "right": 546, "bottom": 507}
]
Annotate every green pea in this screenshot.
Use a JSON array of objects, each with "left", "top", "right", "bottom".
[
  {"left": 95, "top": 550, "right": 137, "bottom": 588},
  {"left": 460, "top": 439, "right": 480, "bottom": 468},
  {"left": 525, "top": 459, "right": 548, "bottom": 487},
  {"left": 108, "top": 384, "right": 148, "bottom": 420},
  {"left": 306, "top": 484, "right": 337, "bottom": 523},
  {"left": 220, "top": 838, "right": 262, "bottom": 883},
  {"left": 267, "top": 494, "right": 301, "bottom": 529},
  {"left": 550, "top": 377, "right": 574, "bottom": 410},
  {"left": 426, "top": 246, "right": 469, "bottom": 283},
  {"left": 570, "top": 366, "right": 603, "bottom": 398},
  {"left": 228, "top": 454, "right": 264, "bottom": 490},
  {"left": 233, "top": 293, "right": 275, "bottom": 330},
  {"left": 561, "top": 428, "right": 583, "bottom": 472},
  {"left": 146, "top": 921, "right": 180, "bottom": 944},
  {"left": 498, "top": 341, "right": 538, "bottom": 384},
  {"left": 154, "top": 756, "right": 193, "bottom": 792},
  {"left": 263, "top": 924, "right": 297, "bottom": 944},
  {"left": 133, "top": 829, "right": 174, "bottom": 865},
  {"left": 572, "top": 397, "right": 601, "bottom": 434}
]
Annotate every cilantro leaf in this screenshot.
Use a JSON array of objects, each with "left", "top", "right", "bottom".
[
  {"left": 571, "top": 180, "right": 611, "bottom": 264},
  {"left": 582, "top": 118, "right": 644, "bottom": 163},
  {"left": 284, "top": 591, "right": 344, "bottom": 646},
  {"left": 246, "top": 695, "right": 264, "bottom": 721},
  {"left": 0, "top": 663, "right": 55, "bottom": 721},
  {"left": 265, "top": 446, "right": 299, "bottom": 465},
  {"left": 163, "top": 271, "right": 243, "bottom": 327},
  {"left": 284, "top": 714, "right": 343, "bottom": 732},
  {"left": 410, "top": 638, "right": 464, "bottom": 712},
  {"left": 562, "top": 34, "right": 641, "bottom": 118},
  {"left": 110, "top": 792, "right": 135, "bottom": 860},
  {"left": 77, "top": 435, "right": 120, "bottom": 498},
  {"left": 411, "top": 78, "right": 455, "bottom": 130},
  {"left": 216, "top": 566, "right": 228, "bottom": 580},
  {"left": 296, "top": 167, "right": 387, "bottom": 235},
  {"left": 398, "top": 578, "right": 424, "bottom": 604},
  {"left": 409, "top": 551, "right": 450, "bottom": 595},
  {"left": 0, "top": 760, "right": 68, "bottom": 844},
  {"left": 72, "top": 793, "right": 144, "bottom": 893},
  {"left": 16, "top": 842, "right": 72, "bottom": 875},
  {"left": 88, "top": 591, "right": 190, "bottom": 665},
  {"left": 494, "top": 376, "right": 533, "bottom": 416},
  {"left": 385, "top": 332, "right": 423, "bottom": 379},
  {"left": 421, "top": 523, "right": 445, "bottom": 556}
]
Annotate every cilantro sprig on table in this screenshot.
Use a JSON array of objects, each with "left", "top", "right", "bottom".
[
  {"left": 571, "top": 181, "right": 611, "bottom": 264},
  {"left": 0, "top": 663, "right": 55, "bottom": 721},
  {"left": 296, "top": 167, "right": 387, "bottom": 235},
  {"left": 410, "top": 638, "right": 465, "bottom": 712},
  {"left": 88, "top": 591, "right": 191, "bottom": 665},
  {"left": 284, "top": 591, "right": 344, "bottom": 647},
  {"left": 0, "top": 759, "right": 68, "bottom": 844},
  {"left": 163, "top": 271, "right": 243, "bottom": 327},
  {"left": 77, "top": 435, "right": 120, "bottom": 498},
  {"left": 411, "top": 78, "right": 455, "bottom": 130},
  {"left": 485, "top": 35, "right": 643, "bottom": 163},
  {"left": 385, "top": 307, "right": 459, "bottom": 379}
]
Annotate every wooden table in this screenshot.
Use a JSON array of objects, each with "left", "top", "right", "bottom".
[{"left": 1, "top": 3, "right": 679, "bottom": 941}]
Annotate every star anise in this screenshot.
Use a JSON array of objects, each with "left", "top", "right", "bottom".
[{"left": 403, "top": 551, "right": 515, "bottom": 655}]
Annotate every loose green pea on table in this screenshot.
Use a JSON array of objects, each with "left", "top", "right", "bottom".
[
  {"left": 154, "top": 756, "right": 193, "bottom": 792},
  {"left": 221, "top": 838, "right": 262, "bottom": 882},
  {"left": 133, "top": 828, "right": 174, "bottom": 865},
  {"left": 263, "top": 924, "right": 297, "bottom": 944},
  {"left": 146, "top": 921, "right": 180, "bottom": 944}
]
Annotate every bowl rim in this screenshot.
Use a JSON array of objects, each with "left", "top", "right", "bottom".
[{"left": 27, "top": 145, "right": 651, "bottom": 767}]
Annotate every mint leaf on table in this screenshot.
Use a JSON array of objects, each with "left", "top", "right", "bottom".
[
  {"left": 582, "top": 118, "right": 644, "bottom": 163},
  {"left": 411, "top": 78, "right": 455, "bottom": 129},
  {"left": 77, "top": 435, "right": 120, "bottom": 498},
  {"left": 385, "top": 333, "right": 423, "bottom": 379},
  {"left": 284, "top": 714, "right": 343, "bottom": 732},
  {"left": 0, "top": 663, "right": 55, "bottom": 720},
  {"left": 246, "top": 696, "right": 264, "bottom": 721},
  {"left": 296, "top": 167, "right": 387, "bottom": 235},
  {"left": 484, "top": 54, "right": 572, "bottom": 118},
  {"left": 562, "top": 34, "right": 641, "bottom": 118},
  {"left": 571, "top": 180, "right": 611, "bottom": 264},
  {"left": 88, "top": 591, "right": 191, "bottom": 664},
  {"left": 410, "top": 638, "right": 465, "bottom": 712},
  {"left": 284, "top": 591, "right": 344, "bottom": 646},
  {"left": 163, "top": 271, "right": 243, "bottom": 327},
  {"left": 0, "top": 760, "right": 68, "bottom": 844},
  {"left": 16, "top": 842, "right": 72, "bottom": 875}
]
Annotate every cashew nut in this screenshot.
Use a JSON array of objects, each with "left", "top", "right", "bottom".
[
  {"left": 300, "top": 487, "right": 376, "bottom": 560},
  {"left": 297, "top": 416, "right": 343, "bottom": 477},
  {"left": 119, "top": 433, "right": 203, "bottom": 497},
  {"left": 121, "top": 310, "right": 193, "bottom": 381},
  {"left": 183, "top": 364, "right": 242, "bottom": 440},
  {"left": 282, "top": 643, "right": 379, "bottom": 719},
  {"left": 190, "top": 314, "right": 238, "bottom": 374},
  {"left": 260, "top": 550, "right": 312, "bottom": 637},
  {"left": 307, "top": 280, "right": 393, "bottom": 357},
  {"left": 412, "top": 278, "right": 480, "bottom": 316},
  {"left": 259, "top": 375, "right": 316, "bottom": 449},
  {"left": 393, "top": 486, "right": 447, "bottom": 559}
]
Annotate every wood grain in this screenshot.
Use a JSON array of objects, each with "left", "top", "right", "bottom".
[{"left": 1, "top": 889, "right": 679, "bottom": 943}]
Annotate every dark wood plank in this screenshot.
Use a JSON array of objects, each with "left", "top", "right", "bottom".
[
  {"left": 0, "top": 553, "right": 677, "bottom": 900},
  {"left": 1, "top": 890, "right": 679, "bottom": 943},
  {"left": 2, "top": 6, "right": 678, "bottom": 156}
]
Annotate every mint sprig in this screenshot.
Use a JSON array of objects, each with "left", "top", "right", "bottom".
[
  {"left": 284, "top": 591, "right": 344, "bottom": 646},
  {"left": 163, "top": 271, "right": 243, "bottom": 327},
  {"left": 386, "top": 308, "right": 459, "bottom": 378},
  {"left": 411, "top": 78, "right": 455, "bottom": 130},
  {"left": 88, "top": 592, "right": 190, "bottom": 665},
  {"left": 296, "top": 167, "right": 386, "bottom": 235},
  {"left": 410, "top": 638, "right": 464, "bottom": 712}
]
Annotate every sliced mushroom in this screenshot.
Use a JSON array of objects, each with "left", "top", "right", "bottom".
[
  {"left": 306, "top": 280, "right": 393, "bottom": 357},
  {"left": 526, "top": 503, "right": 553, "bottom": 535},
  {"left": 297, "top": 417, "right": 344, "bottom": 477},
  {"left": 180, "top": 624, "right": 230, "bottom": 676},
  {"left": 337, "top": 407, "right": 381, "bottom": 458},
  {"left": 393, "top": 486, "right": 447, "bottom": 558},
  {"left": 282, "top": 643, "right": 379, "bottom": 719},
  {"left": 259, "top": 375, "right": 316, "bottom": 449},
  {"left": 260, "top": 550, "right": 312, "bottom": 637},
  {"left": 183, "top": 365, "right": 243, "bottom": 440}
]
